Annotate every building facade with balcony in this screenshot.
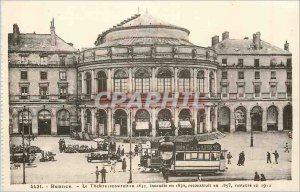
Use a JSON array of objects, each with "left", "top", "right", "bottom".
[
  {"left": 8, "top": 19, "right": 78, "bottom": 135},
  {"left": 8, "top": 13, "right": 293, "bottom": 137},
  {"left": 213, "top": 31, "right": 292, "bottom": 133}
]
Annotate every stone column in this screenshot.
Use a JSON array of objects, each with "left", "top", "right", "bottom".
[
  {"left": 107, "top": 108, "right": 112, "bottom": 136},
  {"left": 91, "top": 108, "right": 96, "bottom": 135},
  {"left": 193, "top": 68, "right": 197, "bottom": 92},
  {"left": 246, "top": 111, "right": 251, "bottom": 132},
  {"left": 230, "top": 106, "right": 235, "bottom": 133},
  {"left": 205, "top": 69, "right": 210, "bottom": 97},
  {"left": 205, "top": 105, "right": 211, "bottom": 132},
  {"left": 214, "top": 106, "right": 218, "bottom": 132},
  {"left": 278, "top": 108, "right": 283, "bottom": 131},
  {"left": 32, "top": 111, "right": 38, "bottom": 134},
  {"left": 12, "top": 113, "right": 19, "bottom": 134},
  {"left": 193, "top": 108, "right": 198, "bottom": 135},
  {"left": 50, "top": 109, "right": 57, "bottom": 135},
  {"left": 214, "top": 70, "right": 217, "bottom": 96},
  {"left": 151, "top": 68, "right": 156, "bottom": 92},
  {"left": 81, "top": 72, "right": 85, "bottom": 99},
  {"left": 151, "top": 108, "right": 156, "bottom": 137},
  {"left": 91, "top": 70, "right": 95, "bottom": 99},
  {"left": 81, "top": 108, "right": 85, "bottom": 132},
  {"left": 262, "top": 109, "right": 267, "bottom": 131},
  {"left": 174, "top": 68, "right": 178, "bottom": 92},
  {"left": 107, "top": 69, "right": 112, "bottom": 93},
  {"left": 174, "top": 108, "right": 179, "bottom": 135},
  {"left": 128, "top": 68, "right": 132, "bottom": 93}
]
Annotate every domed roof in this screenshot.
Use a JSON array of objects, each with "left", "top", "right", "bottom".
[{"left": 95, "top": 12, "right": 190, "bottom": 46}]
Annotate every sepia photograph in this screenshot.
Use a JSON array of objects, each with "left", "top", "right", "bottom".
[{"left": 1, "top": 1, "right": 299, "bottom": 191}]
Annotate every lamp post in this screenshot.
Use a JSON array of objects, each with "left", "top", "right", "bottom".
[
  {"left": 128, "top": 109, "right": 133, "bottom": 183},
  {"left": 250, "top": 113, "right": 254, "bottom": 147}
]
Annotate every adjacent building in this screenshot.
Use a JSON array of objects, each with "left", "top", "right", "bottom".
[{"left": 8, "top": 14, "right": 293, "bottom": 137}]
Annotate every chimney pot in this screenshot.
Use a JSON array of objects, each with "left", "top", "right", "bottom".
[
  {"left": 253, "top": 32, "right": 262, "bottom": 49},
  {"left": 50, "top": 18, "right": 56, "bottom": 46},
  {"left": 211, "top": 35, "right": 219, "bottom": 47},
  {"left": 12, "top": 24, "right": 20, "bottom": 45},
  {"left": 222, "top": 31, "right": 229, "bottom": 41},
  {"left": 284, "top": 40, "right": 289, "bottom": 51}
]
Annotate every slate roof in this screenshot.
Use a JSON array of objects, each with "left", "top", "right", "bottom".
[
  {"left": 8, "top": 33, "right": 77, "bottom": 52},
  {"left": 97, "top": 37, "right": 193, "bottom": 47},
  {"left": 214, "top": 39, "right": 291, "bottom": 55}
]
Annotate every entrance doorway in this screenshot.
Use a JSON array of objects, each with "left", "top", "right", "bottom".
[{"left": 38, "top": 110, "right": 51, "bottom": 135}]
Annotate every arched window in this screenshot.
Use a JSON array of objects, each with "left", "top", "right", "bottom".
[
  {"left": 197, "top": 70, "right": 205, "bottom": 94},
  {"left": 97, "top": 71, "right": 107, "bottom": 93},
  {"left": 114, "top": 70, "right": 128, "bottom": 92},
  {"left": 178, "top": 70, "right": 191, "bottom": 92},
  {"left": 157, "top": 69, "right": 172, "bottom": 92},
  {"left": 85, "top": 72, "right": 92, "bottom": 95},
  {"left": 135, "top": 69, "right": 150, "bottom": 93}
]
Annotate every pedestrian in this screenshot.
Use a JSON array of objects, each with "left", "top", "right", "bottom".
[
  {"left": 58, "top": 139, "right": 62, "bottom": 153},
  {"left": 237, "top": 152, "right": 242, "bottom": 166},
  {"left": 122, "top": 158, "right": 127, "bottom": 172},
  {"left": 273, "top": 150, "right": 279, "bottom": 164},
  {"left": 227, "top": 152, "right": 232, "bottom": 164},
  {"left": 95, "top": 166, "right": 99, "bottom": 183},
  {"left": 260, "top": 174, "right": 266, "bottom": 181},
  {"left": 254, "top": 172, "right": 260, "bottom": 181},
  {"left": 100, "top": 166, "right": 107, "bottom": 183},
  {"left": 121, "top": 147, "right": 125, "bottom": 156},
  {"left": 110, "top": 160, "right": 116, "bottom": 173},
  {"left": 117, "top": 145, "right": 121, "bottom": 156},
  {"left": 284, "top": 143, "right": 289, "bottom": 153},
  {"left": 62, "top": 142, "right": 66, "bottom": 153},
  {"left": 134, "top": 145, "right": 139, "bottom": 156},
  {"left": 267, "top": 152, "right": 271, "bottom": 164},
  {"left": 241, "top": 151, "right": 245, "bottom": 166}
]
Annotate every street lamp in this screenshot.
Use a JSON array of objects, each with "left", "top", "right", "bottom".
[
  {"left": 22, "top": 106, "right": 26, "bottom": 184},
  {"left": 128, "top": 109, "right": 133, "bottom": 183},
  {"left": 250, "top": 113, "right": 254, "bottom": 147}
]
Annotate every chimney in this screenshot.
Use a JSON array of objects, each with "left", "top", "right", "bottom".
[
  {"left": 211, "top": 35, "right": 219, "bottom": 47},
  {"left": 253, "top": 32, "right": 262, "bottom": 49},
  {"left": 222, "top": 31, "right": 229, "bottom": 41},
  {"left": 12, "top": 24, "right": 20, "bottom": 45},
  {"left": 284, "top": 40, "right": 289, "bottom": 51},
  {"left": 50, "top": 18, "right": 56, "bottom": 46}
]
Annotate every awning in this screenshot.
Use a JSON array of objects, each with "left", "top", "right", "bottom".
[
  {"left": 136, "top": 121, "right": 149, "bottom": 130},
  {"left": 158, "top": 121, "right": 172, "bottom": 129},
  {"left": 179, "top": 120, "right": 192, "bottom": 128}
]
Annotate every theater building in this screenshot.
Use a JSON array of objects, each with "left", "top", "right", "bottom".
[
  {"left": 8, "top": 19, "right": 78, "bottom": 135},
  {"left": 8, "top": 13, "right": 293, "bottom": 137}
]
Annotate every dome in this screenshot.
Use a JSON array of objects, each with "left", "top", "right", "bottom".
[{"left": 95, "top": 12, "right": 191, "bottom": 47}]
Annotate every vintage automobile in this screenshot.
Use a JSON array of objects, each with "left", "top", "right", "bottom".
[
  {"left": 10, "top": 153, "right": 36, "bottom": 164},
  {"left": 39, "top": 151, "right": 56, "bottom": 162},
  {"left": 86, "top": 151, "right": 122, "bottom": 163}
]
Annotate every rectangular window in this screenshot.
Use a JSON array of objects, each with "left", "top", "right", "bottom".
[
  {"left": 221, "top": 71, "right": 228, "bottom": 79},
  {"left": 270, "top": 85, "right": 277, "bottom": 97},
  {"left": 39, "top": 86, "right": 48, "bottom": 99},
  {"left": 59, "top": 71, "right": 67, "bottom": 80},
  {"left": 287, "top": 71, "right": 292, "bottom": 80},
  {"left": 271, "top": 71, "right": 276, "bottom": 79},
  {"left": 59, "top": 87, "right": 67, "bottom": 99},
  {"left": 135, "top": 78, "right": 150, "bottom": 93},
  {"left": 178, "top": 78, "right": 190, "bottom": 92},
  {"left": 222, "top": 58, "right": 227, "bottom": 65},
  {"left": 20, "top": 56, "right": 28, "bottom": 64},
  {"left": 237, "top": 85, "right": 245, "bottom": 97},
  {"left": 20, "top": 87, "right": 28, "bottom": 99},
  {"left": 255, "top": 71, "right": 260, "bottom": 79},
  {"left": 185, "top": 153, "right": 191, "bottom": 160},
  {"left": 21, "top": 71, "right": 28, "bottom": 80},
  {"left": 157, "top": 78, "right": 172, "bottom": 92},
  {"left": 287, "top": 84, "right": 292, "bottom": 97},
  {"left": 191, "top": 153, "right": 198, "bottom": 160},
  {"left": 40, "top": 56, "right": 47, "bottom": 65},
  {"left": 203, "top": 153, "right": 210, "bottom": 160},
  {"left": 114, "top": 79, "right": 128, "bottom": 92},
  {"left": 221, "top": 85, "right": 228, "bottom": 97},
  {"left": 254, "top": 59, "right": 260, "bottom": 67},
  {"left": 287, "top": 58, "right": 292, "bottom": 67},
  {"left": 254, "top": 85, "right": 261, "bottom": 97},
  {"left": 238, "top": 59, "right": 243, "bottom": 66},
  {"left": 40, "top": 72, "right": 47, "bottom": 80},
  {"left": 60, "top": 56, "right": 66, "bottom": 66},
  {"left": 176, "top": 153, "right": 184, "bottom": 161},
  {"left": 238, "top": 71, "right": 244, "bottom": 79}
]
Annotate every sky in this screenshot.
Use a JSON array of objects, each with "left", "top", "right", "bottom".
[{"left": 2, "top": 1, "right": 299, "bottom": 52}]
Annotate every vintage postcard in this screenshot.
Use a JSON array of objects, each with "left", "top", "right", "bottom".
[{"left": 1, "top": 1, "right": 299, "bottom": 191}]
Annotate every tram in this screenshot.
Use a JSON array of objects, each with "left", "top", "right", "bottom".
[{"left": 140, "top": 137, "right": 227, "bottom": 175}]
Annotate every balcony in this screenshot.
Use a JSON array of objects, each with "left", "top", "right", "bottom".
[
  {"left": 9, "top": 94, "right": 76, "bottom": 102},
  {"left": 79, "top": 45, "right": 217, "bottom": 64}
]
